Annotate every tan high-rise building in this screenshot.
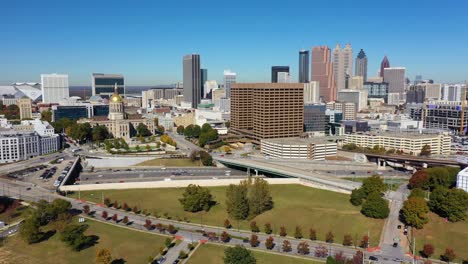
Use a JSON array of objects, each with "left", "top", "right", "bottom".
[
  {"left": 230, "top": 83, "right": 304, "bottom": 142},
  {"left": 333, "top": 43, "right": 353, "bottom": 91},
  {"left": 18, "top": 97, "right": 32, "bottom": 120},
  {"left": 311, "top": 46, "right": 336, "bottom": 102}
]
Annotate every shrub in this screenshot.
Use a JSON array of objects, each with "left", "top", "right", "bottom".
[
  {"left": 264, "top": 223, "right": 272, "bottom": 234},
  {"left": 282, "top": 240, "right": 292, "bottom": 252},
  {"left": 294, "top": 226, "right": 303, "bottom": 239},
  {"left": 309, "top": 228, "right": 317, "bottom": 240},
  {"left": 249, "top": 234, "right": 259, "bottom": 247},
  {"left": 224, "top": 219, "right": 231, "bottom": 229},
  {"left": 343, "top": 234, "right": 353, "bottom": 246},
  {"left": 297, "top": 241, "right": 310, "bottom": 255},
  {"left": 250, "top": 221, "right": 259, "bottom": 233},
  {"left": 265, "top": 236, "right": 274, "bottom": 250},
  {"left": 279, "top": 226, "right": 287, "bottom": 237},
  {"left": 325, "top": 231, "right": 334, "bottom": 243}
]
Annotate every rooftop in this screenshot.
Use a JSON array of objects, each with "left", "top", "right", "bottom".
[{"left": 261, "top": 137, "right": 336, "bottom": 145}]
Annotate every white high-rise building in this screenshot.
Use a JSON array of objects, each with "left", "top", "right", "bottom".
[
  {"left": 333, "top": 43, "right": 353, "bottom": 91},
  {"left": 277, "top": 72, "right": 292, "bottom": 83},
  {"left": 304, "top": 81, "right": 320, "bottom": 104},
  {"left": 41, "top": 73, "right": 69, "bottom": 104},
  {"left": 443, "top": 84, "right": 466, "bottom": 101},
  {"left": 204, "top": 80, "right": 219, "bottom": 99},
  {"left": 223, "top": 70, "right": 237, "bottom": 98},
  {"left": 383, "top": 67, "right": 406, "bottom": 96},
  {"left": 425, "top": 83, "right": 442, "bottom": 100},
  {"left": 337, "top": 89, "right": 368, "bottom": 111}
]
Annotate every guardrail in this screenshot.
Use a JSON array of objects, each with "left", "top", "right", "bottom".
[{"left": 58, "top": 157, "right": 81, "bottom": 191}]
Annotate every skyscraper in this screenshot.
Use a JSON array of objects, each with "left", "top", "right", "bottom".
[
  {"left": 223, "top": 70, "right": 237, "bottom": 98},
  {"left": 383, "top": 67, "right": 406, "bottom": 96},
  {"left": 355, "top": 49, "right": 368, "bottom": 82},
  {"left": 311, "top": 46, "right": 336, "bottom": 102},
  {"left": 380, "top": 56, "right": 390, "bottom": 78},
  {"left": 271, "top": 66, "right": 289, "bottom": 83},
  {"left": 332, "top": 43, "right": 353, "bottom": 91},
  {"left": 41, "top": 73, "right": 69, "bottom": 103},
  {"left": 92, "top": 73, "right": 124, "bottom": 97},
  {"left": 299, "top": 50, "right": 309, "bottom": 83},
  {"left": 200, "top": 69, "right": 207, "bottom": 99},
  {"left": 183, "top": 54, "right": 201, "bottom": 108}
]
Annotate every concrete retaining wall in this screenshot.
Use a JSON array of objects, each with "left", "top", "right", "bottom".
[{"left": 59, "top": 178, "right": 301, "bottom": 191}]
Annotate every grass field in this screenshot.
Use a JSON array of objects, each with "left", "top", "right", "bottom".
[
  {"left": 72, "top": 184, "right": 384, "bottom": 246},
  {"left": 413, "top": 212, "right": 468, "bottom": 261},
  {"left": 136, "top": 158, "right": 202, "bottom": 167},
  {"left": 0, "top": 218, "right": 167, "bottom": 264},
  {"left": 187, "top": 243, "right": 321, "bottom": 264}
]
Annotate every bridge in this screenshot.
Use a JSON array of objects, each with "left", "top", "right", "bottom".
[
  {"left": 215, "top": 157, "right": 361, "bottom": 193},
  {"left": 362, "top": 153, "right": 464, "bottom": 169}
]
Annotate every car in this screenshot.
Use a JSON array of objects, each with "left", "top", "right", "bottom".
[
  {"left": 369, "top": 256, "right": 379, "bottom": 261},
  {"left": 156, "top": 256, "right": 166, "bottom": 263},
  {"left": 397, "top": 225, "right": 402, "bottom": 229},
  {"left": 393, "top": 242, "right": 398, "bottom": 247},
  {"left": 26, "top": 187, "right": 31, "bottom": 191},
  {"left": 351, "top": 171, "right": 356, "bottom": 174},
  {"left": 403, "top": 231, "right": 408, "bottom": 235},
  {"left": 172, "top": 260, "right": 180, "bottom": 264}
]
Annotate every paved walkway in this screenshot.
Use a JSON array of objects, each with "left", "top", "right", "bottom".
[{"left": 165, "top": 240, "right": 189, "bottom": 263}]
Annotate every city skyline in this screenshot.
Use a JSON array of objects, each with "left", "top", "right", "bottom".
[{"left": 1, "top": 0, "right": 467, "bottom": 85}]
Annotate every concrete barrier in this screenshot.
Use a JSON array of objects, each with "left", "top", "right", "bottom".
[
  {"left": 59, "top": 157, "right": 80, "bottom": 189},
  {"left": 58, "top": 178, "right": 301, "bottom": 191}
]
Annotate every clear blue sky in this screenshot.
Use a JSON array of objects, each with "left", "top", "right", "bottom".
[{"left": 1, "top": 0, "right": 467, "bottom": 85}]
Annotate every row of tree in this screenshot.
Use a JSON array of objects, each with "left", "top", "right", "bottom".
[
  {"left": 190, "top": 150, "right": 213, "bottom": 166},
  {"left": 160, "top": 134, "right": 177, "bottom": 147},
  {"left": 342, "top": 143, "right": 432, "bottom": 156},
  {"left": 179, "top": 123, "right": 219, "bottom": 147},
  {"left": 350, "top": 176, "right": 389, "bottom": 219}
]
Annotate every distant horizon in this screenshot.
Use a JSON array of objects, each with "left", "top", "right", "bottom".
[{"left": 1, "top": 0, "right": 467, "bottom": 85}]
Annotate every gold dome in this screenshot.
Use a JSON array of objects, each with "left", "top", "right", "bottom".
[{"left": 110, "top": 93, "right": 123, "bottom": 103}]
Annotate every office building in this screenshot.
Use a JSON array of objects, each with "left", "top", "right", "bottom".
[
  {"left": 456, "top": 168, "right": 468, "bottom": 192},
  {"left": 333, "top": 43, "right": 353, "bottom": 91},
  {"left": 380, "top": 56, "right": 390, "bottom": 78},
  {"left": 304, "top": 104, "right": 327, "bottom": 134},
  {"left": 17, "top": 97, "right": 32, "bottom": 120},
  {"left": 343, "top": 120, "right": 369, "bottom": 134},
  {"left": 425, "top": 83, "right": 443, "bottom": 100},
  {"left": 200, "top": 69, "right": 208, "bottom": 99},
  {"left": 223, "top": 70, "right": 237, "bottom": 98},
  {"left": 327, "top": 102, "right": 356, "bottom": 120},
  {"left": 271, "top": 66, "right": 290, "bottom": 83},
  {"left": 92, "top": 73, "right": 124, "bottom": 97},
  {"left": 230, "top": 83, "right": 304, "bottom": 142},
  {"left": 406, "top": 85, "right": 426, "bottom": 104},
  {"left": 383, "top": 67, "right": 406, "bottom": 95},
  {"left": 311, "top": 46, "right": 336, "bottom": 102},
  {"left": 350, "top": 76, "right": 364, "bottom": 90},
  {"left": 355, "top": 49, "right": 368, "bottom": 81},
  {"left": 443, "top": 84, "right": 466, "bottom": 101},
  {"left": 304, "top": 81, "right": 320, "bottom": 104},
  {"left": 337, "top": 89, "right": 368, "bottom": 111},
  {"left": 299, "top": 50, "right": 309, "bottom": 83},
  {"left": 387, "top": 93, "right": 401, "bottom": 105},
  {"left": 261, "top": 137, "right": 337, "bottom": 160},
  {"left": 364, "top": 81, "right": 389, "bottom": 102},
  {"left": 344, "top": 131, "right": 451, "bottom": 156},
  {"left": 41, "top": 73, "right": 69, "bottom": 104},
  {"left": 204, "top": 80, "right": 218, "bottom": 99},
  {"left": 277, "top": 72, "right": 292, "bottom": 83},
  {"left": 183, "top": 54, "right": 201, "bottom": 108}
]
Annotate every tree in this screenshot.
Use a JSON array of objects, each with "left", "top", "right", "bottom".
[
  {"left": 60, "top": 224, "right": 94, "bottom": 251},
  {"left": 315, "top": 245, "right": 329, "bottom": 258},
  {"left": 144, "top": 219, "right": 152, "bottom": 230},
  {"left": 92, "top": 125, "right": 109, "bottom": 146},
  {"left": 282, "top": 240, "right": 292, "bottom": 252},
  {"left": 113, "top": 200, "right": 119, "bottom": 209},
  {"left": 361, "top": 175, "right": 386, "bottom": 195},
  {"left": 420, "top": 145, "right": 431, "bottom": 156},
  {"left": 135, "top": 145, "right": 141, "bottom": 152},
  {"left": 176, "top": 125, "right": 185, "bottom": 135},
  {"left": 264, "top": 223, "right": 272, "bottom": 234},
  {"left": 179, "top": 184, "right": 214, "bottom": 212},
  {"left": 409, "top": 188, "right": 426, "bottom": 199},
  {"left": 145, "top": 144, "right": 151, "bottom": 151},
  {"left": 199, "top": 150, "right": 213, "bottom": 166},
  {"left": 83, "top": 205, "right": 90, "bottom": 215},
  {"left": 360, "top": 235, "right": 369, "bottom": 248},
  {"left": 189, "top": 150, "right": 198, "bottom": 162},
  {"left": 327, "top": 256, "right": 337, "bottom": 264},
  {"left": 334, "top": 251, "right": 347, "bottom": 264},
  {"left": 249, "top": 234, "right": 259, "bottom": 247},
  {"left": 223, "top": 245, "right": 256, "bottom": 264},
  {"left": 136, "top": 123, "right": 151, "bottom": 137},
  {"left": 104, "top": 198, "right": 111, "bottom": 207},
  {"left": 353, "top": 251, "right": 364, "bottom": 264},
  {"left": 343, "top": 234, "right": 353, "bottom": 246},
  {"left": 41, "top": 110, "right": 52, "bottom": 122},
  {"left": 122, "top": 203, "right": 129, "bottom": 211},
  {"left": 192, "top": 125, "right": 201, "bottom": 138},
  {"left": 226, "top": 184, "right": 249, "bottom": 220},
  {"left": 409, "top": 171, "right": 429, "bottom": 189},
  {"left": 102, "top": 211, "right": 108, "bottom": 219},
  {"left": 167, "top": 224, "right": 176, "bottom": 234},
  {"left": 224, "top": 219, "right": 231, "bottom": 229},
  {"left": 297, "top": 241, "right": 310, "bottom": 255},
  {"left": 220, "top": 231, "right": 231, "bottom": 243},
  {"left": 326, "top": 231, "right": 334, "bottom": 243},
  {"left": 132, "top": 206, "right": 139, "bottom": 214},
  {"left": 184, "top": 124, "right": 194, "bottom": 138},
  {"left": 294, "top": 226, "right": 303, "bottom": 239},
  {"left": 250, "top": 221, "right": 259, "bottom": 232},
  {"left": 265, "top": 236, "right": 274, "bottom": 250},
  {"left": 95, "top": 248, "right": 112, "bottom": 264},
  {"left": 402, "top": 197, "right": 429, "bottom": 229},
  {"left": 20, "top": 217, "right": 41, "bottom": 244},
  {"left": 111, "top": 214, "right": 118, "bottom": 222},
  {"left": 422, "top": 243, "right": 434, "bottom": 258},
  {"left": 279, "top": 226, "right": 287, "bottom": 237},
  {"left": 122, "top": 216, "right": 129, "bottom": 224},
  {"left": 425, "top": 167, "right": 458, "bottom": 190},
  {"left": 178, "top": 250, "right": 188, "bottom": 259},
  {"left": 429, "top": 186, "right": 468, "bottom": 222},
  {"left": 309, "top": 228, "right": 317, "bottom": 240},
  {"left": 350, "top": 188, "right": 366, "bottom": 206},
  {"left": 361, "top": 192, "right": 390, "bottom": 219},
  {"left": 441, "top": 248, "right": 456, "bottom": 263},
  {"left": 165, "top": 238, "right": 172, "bottom": 247},
  {"left": 247, "top": 178, "right": 273, "bottom": 218}
]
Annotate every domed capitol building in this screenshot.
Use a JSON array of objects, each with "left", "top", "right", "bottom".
[{"left": 78, "top": 84, "right": 155, "bottom": 140}]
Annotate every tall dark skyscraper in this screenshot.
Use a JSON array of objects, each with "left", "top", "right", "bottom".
[
  {"left": 183, "top": 54, "right": 201, "bottom": 108},
  {"left": 200, "top": 68, "right": 207, "bottom": 99},
  {"left": 380, "top": 56, "right": 390, "bottom": 78},
  {"left": 355, "top": 49, "right": 368, "bottom": 82},
  {"left": 299, "top": 50, "right": 309, "bottom": 83},
  {"left": 271, "top": 66, "right": 289, "bottom": 83}
]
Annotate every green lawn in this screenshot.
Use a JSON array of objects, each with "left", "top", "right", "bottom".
[
  {"left": 71, "top": 184, "right": 384, "bottom": 246},
  {"left": 414, "top": 212, "right": 468, "bottom": 261},
  {"left": 187, "top": 243, "right": 322, "bottom": 264},
  {"left": 0, "top": 218, "right": 167, "bottom": 264},
  {"left": 136, "top": 158, "right": 202, "bottom": 167}
]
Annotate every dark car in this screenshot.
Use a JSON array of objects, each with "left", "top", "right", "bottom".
[
  {"left": 393, "top": 242, "right": 398, "bottom": 248},
  {"left": 172, "top": 260, "right": 180, "bottom": 264},
  {"left": 369, "top": 256, "right": 379, "bottom": 261},
  {"left": 397, "top": 225, "right": 402, "bottom": 229}
]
